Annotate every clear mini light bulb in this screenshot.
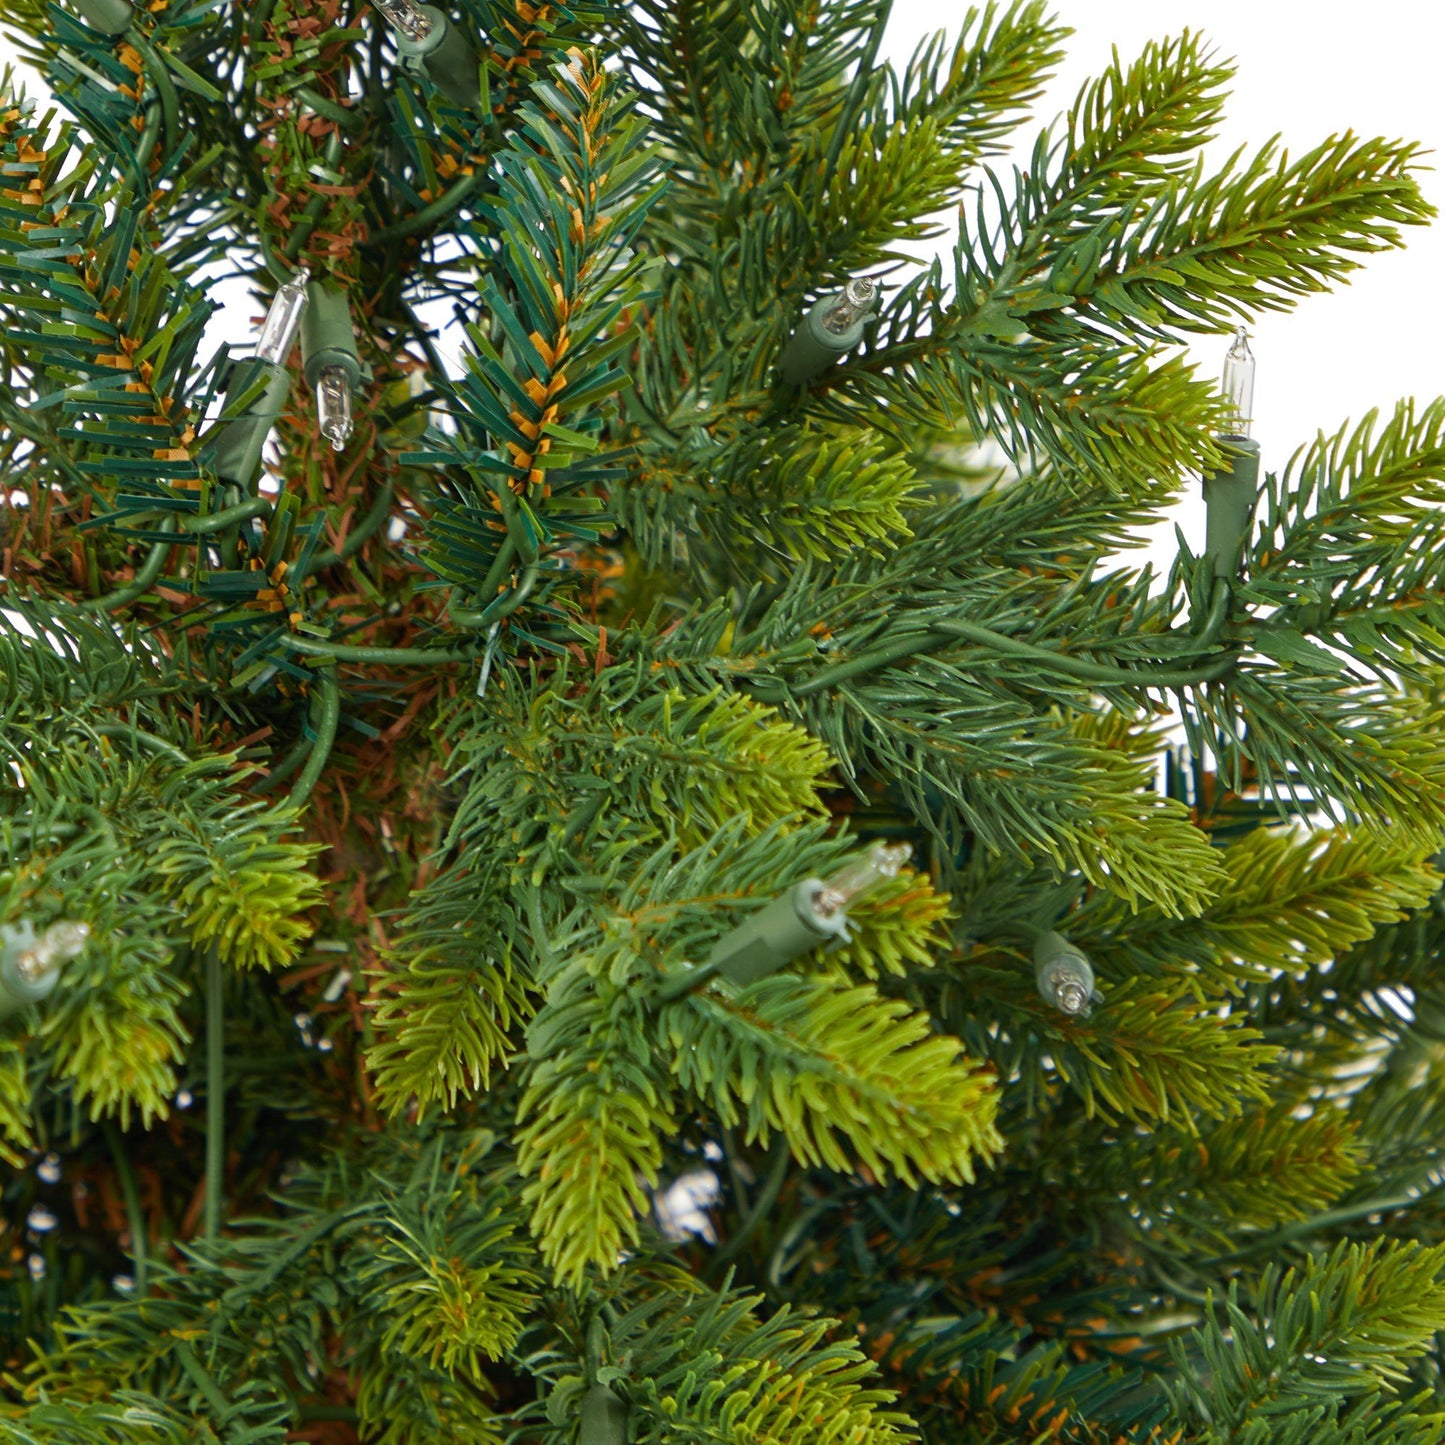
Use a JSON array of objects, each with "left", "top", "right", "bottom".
[
  {"left": 1033, "top": 932, "right": 1096, "bottom": 1018},
  {"left": 1039, "top": 957, "right": 1092, "bottom": 1016},
  {"left": 1221, "top": 326, "right": 1255, "bottom": 439},
  {"left": 13, "top": 921, "right": 90, "bottom": 985},
  {"left": 316, "top": 365, "right": 354, "bottom": 451},
  {"left": 812, "top": 840, "right": 912, "bottom": 919},
  {"left": 820, "top": 277, "right": 878, "bottom": 336},
  {"left": 255, "top": 268, "right": 311, "bottom": 365},
  {"left": 370, "top": 0, "right": 434, "bottom": 40}
]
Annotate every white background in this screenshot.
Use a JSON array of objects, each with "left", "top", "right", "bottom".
[{"left": 1, "top": 1, "right": 1441, "bottom": 548}]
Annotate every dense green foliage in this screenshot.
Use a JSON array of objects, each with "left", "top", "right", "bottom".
[{"left": 0, "top": 0, "right": 1443, "bottom": 1440}]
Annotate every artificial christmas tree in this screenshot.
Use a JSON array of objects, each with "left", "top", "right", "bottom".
[{"left": 1, "top": 0, "right": 1444, "bottom": 1439}]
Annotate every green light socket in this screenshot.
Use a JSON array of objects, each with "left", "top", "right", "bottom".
[
  {"left": 300, "top": 282, "right": 361, "bottom": 392},
  {"left": 397, "top": 6, "right": 481, "bottom": 111},
  {"left": 1202, "top": 436, "right": 1261, "bottom": 580},
  {"left": 711, "top": 879, "right": 850, "bottom": 988},
  {"left": 0, "top": 922, "right": 59, "bottom": 1024},
  {"left": 1033, "top": 931, "right": 1097, "bottom": 1017},
  {"left": 71, "top": 0, "right": 134, "bottom": 35},
  {"left": 212, "top": 359, "right": 293, "bottom": 491},
  {"left": 777, "top": 294, "right": 872, "bottom": 387},
  {"left": 578, "top": 1384, "right": 628, "bottom": 1445}
]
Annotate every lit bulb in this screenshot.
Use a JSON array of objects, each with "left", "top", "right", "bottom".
[
  {"left": 1221, "top": 326, "right": 1255, "bottom": 439},
  {"left": 819, "top": 278, "right": 878, "bottom": 336},
  {"left": 316, "top": 365, "right": 353, "bottom": 451},
  {"left": 370, "top": 0, "right": 434, "bottom": 40},
  {"left": 13, "top": 921, "right": 90, "bottom": 985},
  {"left": 812, "top": 840, "right": 911, "bottom": 919},
  {"left": 255, "top": 269, "right": 311, "bottom": 365}
]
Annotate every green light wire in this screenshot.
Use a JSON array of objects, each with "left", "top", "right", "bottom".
[
  {"left": 113, "top": 495, "right": 274, "bottom": 536},
  {"left": 276, "top": 633, "right": 480, "bottom": 666},
  {"left": 285, "top": 667, "right": 341, "bottom": 812},
  {"left": 203, "top": 945, "right": 224, "bottom": 1245},
  {"left": 102, "top": 1119, "right": 148, "bottom": 1297},
  {"left": 129, "top": 33, "right": 179, "bottom": 159},
  {"left": 364, "top": 169, "right": 491, "bottom": 247},
  {"left": 77, "top": 517, "right": 175, "bottom": 612},
  {"left": 309, "top": 477, "right": 396, "bottom": 571},
  {"left": 753, "top": 614, "right": 1239, "bottom": 702}
]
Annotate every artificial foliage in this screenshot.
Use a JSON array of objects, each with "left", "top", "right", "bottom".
[{"left": 0, "top": 0, "right": 1443, "bottom": 1438}]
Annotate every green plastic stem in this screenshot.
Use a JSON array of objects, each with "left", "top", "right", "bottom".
[
  {"left": 102, "top": 1120, "right": 148, "bottom": 1296},
  {"left": 929, "top": 619, "right": 1238, "bottom": 689},
  {"left": 78, "top": 517, "right": 175, "bottom": 612},
  {"left": 127, "top": 99, "right": 163, "bottom": 190},
  {"left": 89, "top": 725, "right": 192, "bottom": 765},
  {"left": 478, "top": 562, "right": 538, "bottom": 623},
  {"left": 293, "top": 85, "right": 361, "bottom": 131},
  {"left": 254, "top": 729, "right": 312, "bottom": 795},
  {"left": 1192, "top": 576, "right": 1233, "bottom": 648},
  {"left": 285, "top": 668, "right": 341, "bottom": 811},
  {"left": 282, "top": 133, "right": 344, "bottom": 263},
  {"left": 310, "top": 477, "right": 396, "bottom": 570},
  {"left": 105, "top": 495, "right": 273, "bottom": 537},
  {"left": 276, "top": 634, "right": 479, "bottom": 665},
  {"left": 400, "top": 297, "right": 452, "bottom": 384},
  {"left": 186, "top": 495, "right": 274, "bottom": 533},
  {"left": 364, "top": 169, "right": 490, "bottom": 247},
  {"left": 757, "top": 615, "right": 1239, "bottom": 704},
  {"left": 203, "top": 946, "right": 224, "bottom": 1245},
  {"left": 446, "top": 592, "right": 493, "bottom": 628},
  {"left": 714, "top": 1138, "right": 789, "bottom": 1266},
  {"left": 1201, "top": 1194, "right": 1423, "bottom": 1267},
  {"left": 130, "top": 34, "right": 180, "bottom": 152}
]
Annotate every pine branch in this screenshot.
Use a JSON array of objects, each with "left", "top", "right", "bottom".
[
  {"left": 404, "top": 48, "right": 664, "bottom": 631},
  {"left": 619, "top": 424, "right": 921, "bottom": 575},
  {"left": 14, "top": 1131, "right": 523, "bottom": 1441},
  {"left": 1183, "top": 671, "right": 1445, "bottom": 848},
  {"left": 516, "top": 976, "right": 677, "bottom": 1286},
  {"left": 367, "top": 926, "right": 535, "bottom": 1118},
  {"left": 952, "top": 967, "right": 1274, "bottom": 1129},
  {"left": 828, "top": 281, "right": 1231, "bottom": 494},
  {"left": 819, "top": 864, "right": 955, "bottom": 981},
  {"left": 615, "top": 0, "right": 887, "bottom": 165},
  {"left": 0, "top": 96, "right": 214, "bottom": 511},
  {"left": 1245, "top": 400, "right": 1445, "bottom": 622},
  {"left": 1075, "top": 826, "right": 1442, "bottom": 986},
  {"left": 661, "top": 973, "right": 1001, "bottom": 1186},
  {"left": 1087, "top": 1104, "right": 1367, "bottom": 1250},
  {"left": 1168, "top": 1241, "right": 1445, "bottom": 1439},
  {"left": 0, "top": 604, "right": 322, "bottom": 1124},
  {"left": 1079, "top": 133, "right": 1434, "bottom": 339},
  {"left": 1202, "top": 828, "right": 1441, "bottom": 973},
  {"left": 0, "top": 1038, "right": 33, "bottom": 1167},
  {"left": 592, "top": 1266, "right": 920, "bottom": 1445},
  {"left": 893, "top": 2, "right": 1069, "bottom": 170}
]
